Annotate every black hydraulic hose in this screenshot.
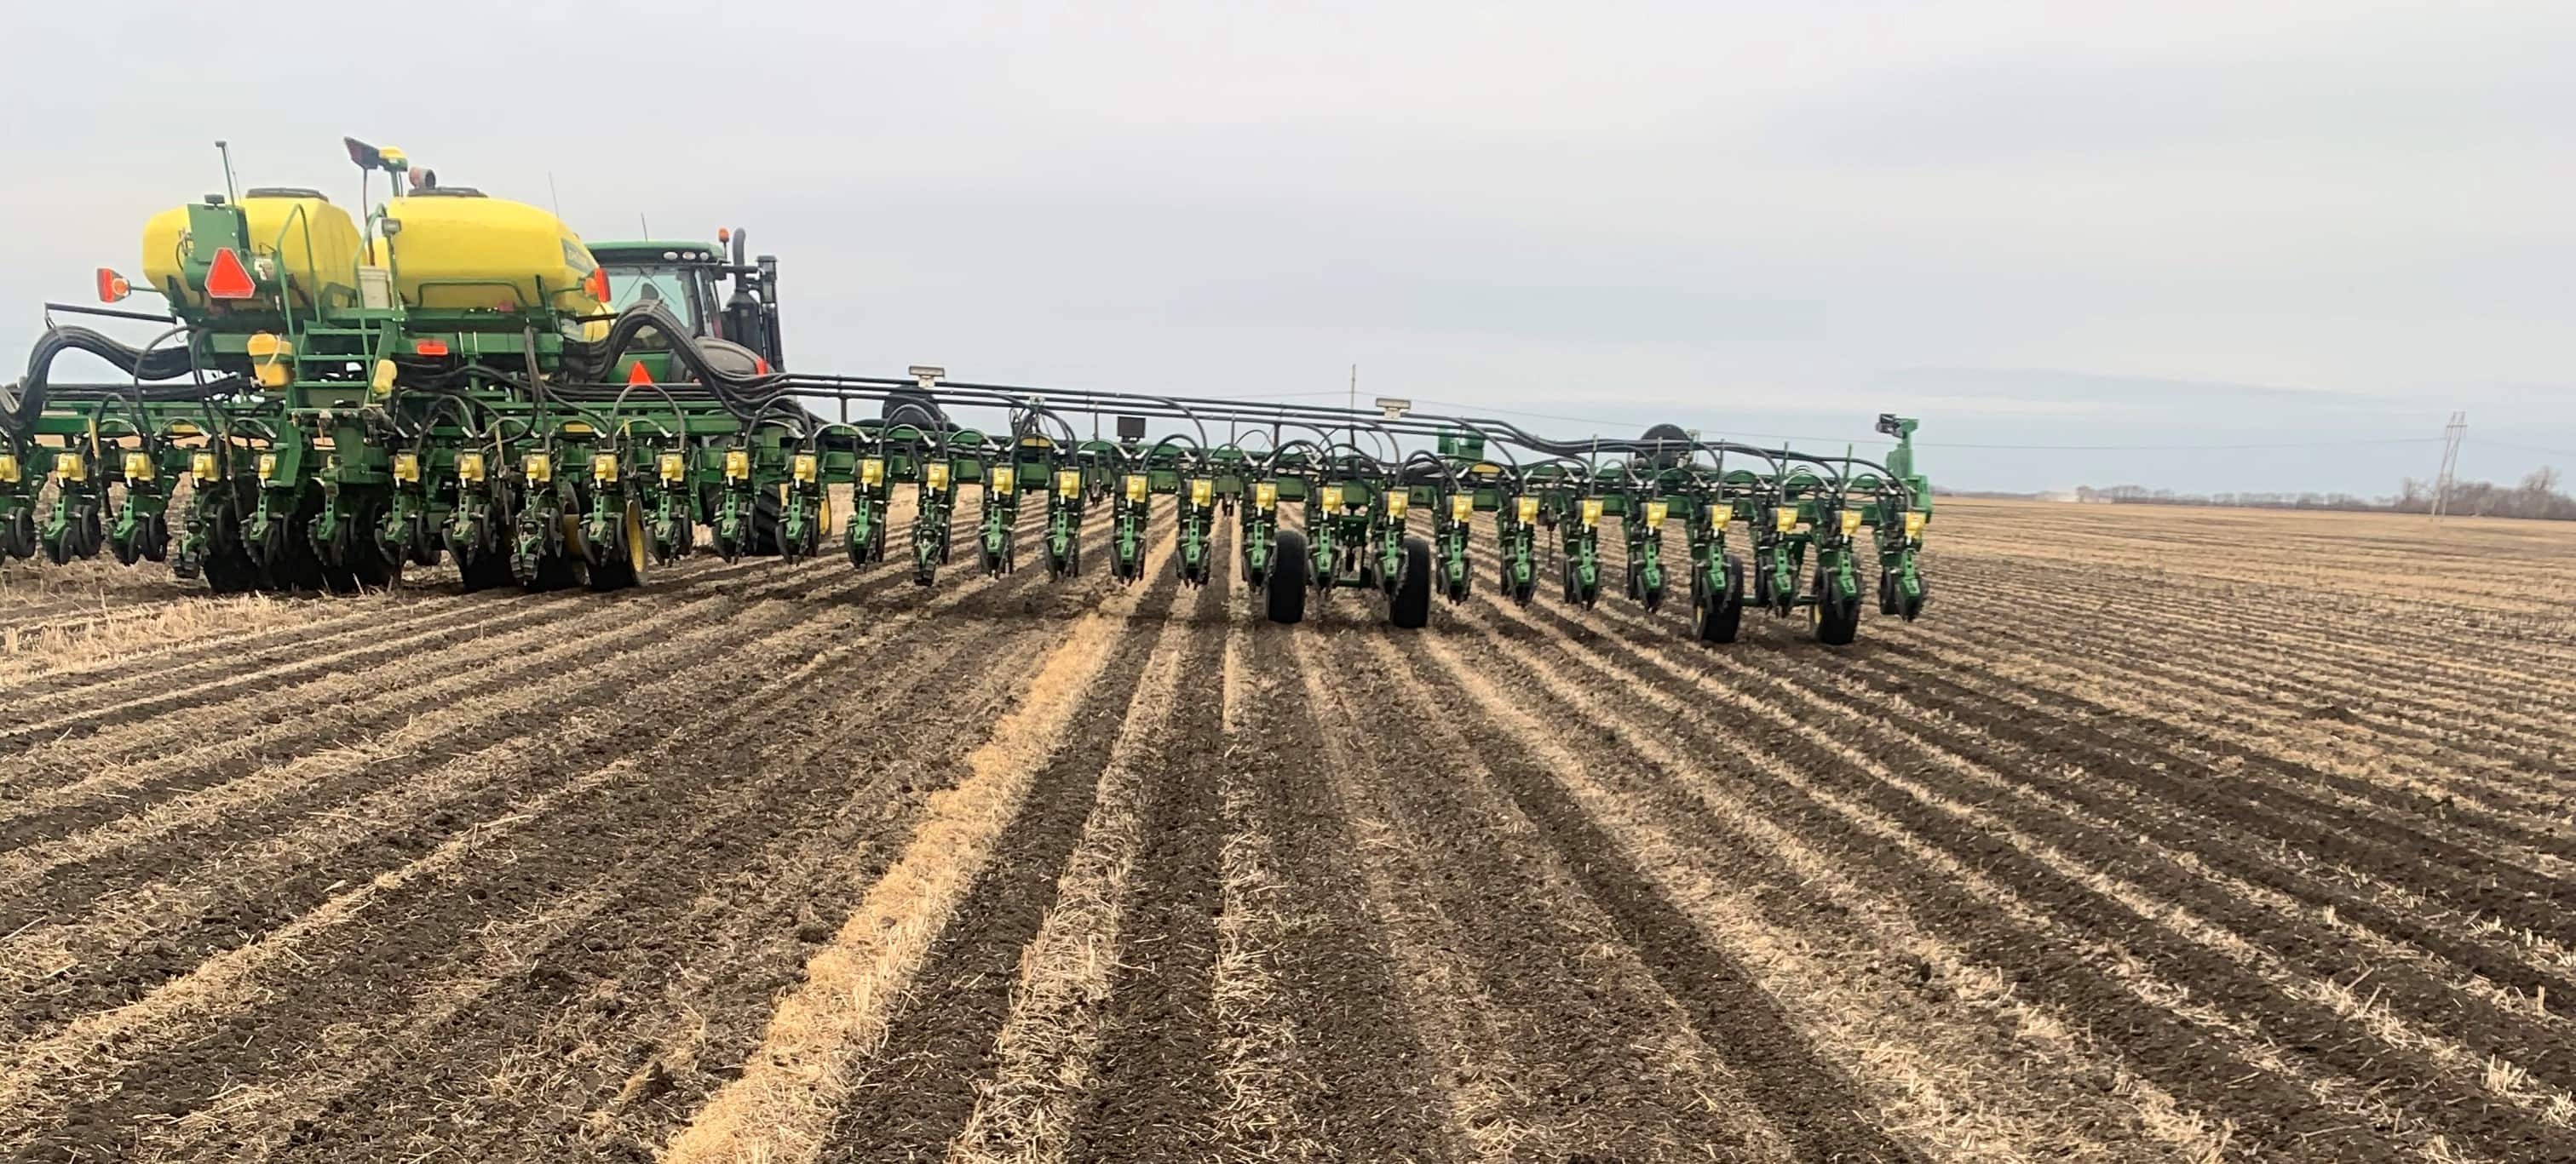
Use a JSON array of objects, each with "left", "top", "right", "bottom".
[{"left": 1, "top": 324, "right": 210, "bottom": 433}]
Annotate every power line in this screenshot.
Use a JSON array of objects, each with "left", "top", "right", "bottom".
[
  {"left": 1920, "top": 437, "right": 2439, "bottom": 451},
  {"left": 2471, "top": 438, "right": 2576, "bottom": 459},
  {"left": 1407, "top": 398, "right": 2450, "bottom": 452},
  {"left": 1150, "top": 391, "right": 2531, "bottom": 457}
]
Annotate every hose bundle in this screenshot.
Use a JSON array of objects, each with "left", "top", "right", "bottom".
[{"left": 0, "top": 325, "right": 222, "bottom": 433}]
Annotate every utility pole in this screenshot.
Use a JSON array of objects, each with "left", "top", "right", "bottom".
[
  {"left": 2433, "top": 410, "right": 2467, "bottom": 519},
  {"left": 1348, "top": 364, "right": 1358, "bottom": 456}
]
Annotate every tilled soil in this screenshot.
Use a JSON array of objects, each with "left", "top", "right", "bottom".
[{"left": 3, "top": 498, "right": 2575, "bottom": 1162}]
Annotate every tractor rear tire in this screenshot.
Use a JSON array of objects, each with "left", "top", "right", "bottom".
[
  {"left": 1389, "top": 535, "right": 1432, "bottom": 628},
  {"left": 1266, "top": 528, "right": 1308, "bottom": 625}
]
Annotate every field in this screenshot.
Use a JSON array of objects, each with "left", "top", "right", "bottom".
[{"left": 3, "top": 497, "right": 2574, "bottom": 1163}]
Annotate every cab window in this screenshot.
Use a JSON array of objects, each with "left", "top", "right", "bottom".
[{"left": 602, "top": 264, "right": 704, "bottom": 343}]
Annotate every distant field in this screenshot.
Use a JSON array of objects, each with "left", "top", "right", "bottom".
[{"left": 3, "top": 496, "right": 2573, "bottom": 1161}]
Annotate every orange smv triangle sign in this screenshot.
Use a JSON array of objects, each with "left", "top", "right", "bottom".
[{"left": 204, "top": 247, "right": 256, "bottom": 300}]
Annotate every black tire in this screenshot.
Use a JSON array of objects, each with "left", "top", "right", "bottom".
[
  {"left": 350, "top": 552, "right": 398, "bottom": 589},
  {"left": 257, "top": 499, "right": 327, "bottom": 593},
  {"left": 1878, "top": 568, "right": 1897, "bottom": 615},
  {"left": 141, "top": 512, "right": 170, "bottom": 562},
  {"left": 1266, "top": 528, "right": 1308, "bottom": 625},
  {"left": 1812, "top": 568, "right": 1860, "bottom": 645},
  {"left": 662, "top": 513, "right": 695, "bottom": 564},
  {"left": 750, "top": 489, "right": 785, "bottom": 556},
  {"left": 1899, "top": 571, "right": 1928, "bottom": 622},
  {"left": 699, "top": 484, "right": 785, "bottom": 556},
  {"left": 1694, "top": 554, "right": 1745, "bottom": 644},
  {"left": 348, "top": 504, "right": 398, "bottom": 589},
  {"left": 2, "top": 508, "right": 34, "bottom": 559},
  {"left": 202, "top": 545, "right": 261, "bottom": 593},
  {"left": 1389, "top": 535, "right": 1431, "bottom": 628},
  {"left": 75, "top": 504, "right": 103, "bottom": 560},
  {"left": 528, "top": 551, "right": 588, "bottom": 592},
  {"left": 587, "top": 502, "right": 647, "bottom": 592},
  {"left": 415, "top": 513, "right": 444, "bottom": 567},
  {"left": 587, "top": 556, "right": 637, "bottom": 591},
  {"left": 460, "top": 548, "right": 515, "bottom": 593}
]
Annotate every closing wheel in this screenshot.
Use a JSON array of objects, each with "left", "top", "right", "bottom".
[
  {"left": 459, "top": 548, "right": 515, "bottom": 593},
  {"left": 2, "top": 508, "right": 35, "bottom": 559},
  {"left": 348, "top": 502, "right": 398, "bottom": 589},
  {"left": 1266, "top": 528, "right": 1308, "bottom": 625},
  {"left": 202, "top": 544, "right": 260, "bottom": 593},
  {"left": 848, "top": 520, "right": 877, "bottom": 569},
  {"left": 656, "top": 508, "right": 693, "bottom": 564},
  {"left": 109, "top": 520, "right": 141, "bottom": 565},
  {"left": 348, "top": 546, "right": 398, "bottom": 589},
  {"left": 750, "top": 489, "right": 785, "bottom": 556},
  {"left": 259, "top": 502, "right": 326, "bottom": 593},
  {"left": 588, "top": 502, "right": 649, "bottom": 592},
  {"left": 1810, "top": 568, "right": 1860, "bottom": 645},
  {"left": 1389, "top": 535, "right": 1432, "bottom": 628},
  {"left": 1694, "top": 553, "right": 1745, "bottom": 644},
  {"left": 75, "top": 504, "right": 103, "bottom": 560},
  {"left": 1506, "top": 555, "right": 1536, "bottom": 605}
]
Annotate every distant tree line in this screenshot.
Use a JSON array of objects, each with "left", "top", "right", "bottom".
[{"left": 2064, "top": 467, "right": 2574, "bottom": 520}]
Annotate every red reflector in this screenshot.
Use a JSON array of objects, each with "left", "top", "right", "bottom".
[
  {"left": 414, "top": 339, "right": 450, "bottom": 357},
  {"left": 754, "top": 357, "right": 770, "bottom": 375},
  {"left": 627, "top": 361, "right": 653, "bottom": 386},
  {"left": 96, "top": 267, "right": 130, "bottom": 303},
  {"left": 204, "top": 247, "right": 256, "bottom": 300},
  {"left": 586, "top": 266, "right": 610, "bottom": 304}
]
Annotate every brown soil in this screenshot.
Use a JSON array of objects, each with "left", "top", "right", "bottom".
[{"left": 3, "top": 497, "right": 2573, "bottom": 1162}]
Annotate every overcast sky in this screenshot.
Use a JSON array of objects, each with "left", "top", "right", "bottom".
[{"left": 3, "top": 0, "right": 2568, "bottom": 493}]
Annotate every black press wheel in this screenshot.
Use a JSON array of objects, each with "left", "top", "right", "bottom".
[
  {"left": 1811, "top": 568, "right": 1860, "bottom": 646},
  {"left": 588, "top": 502, "right": 648, "bottom": 592},
  {"left": 2, "top": 508, "right": 35, "bottom": 559},
  {"left": 1266, "top": 527, "right": 1309, "bottom": 625},
  {"left": 202, "top": 544, "right": 261, "bottom": 594},
  {"left": 1899, "top": 571, "right": 1928, "bottom": 622},
  {"left": 1389, "top": 535, "right": 1432, "bottom": 628},
  {"left": 1694, "top": 553, "right": 1745, "bottom": 644}
]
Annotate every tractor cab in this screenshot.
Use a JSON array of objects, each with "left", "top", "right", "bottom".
[{"left": 588, "top": 230, "right": 783, "bottom": 372}]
